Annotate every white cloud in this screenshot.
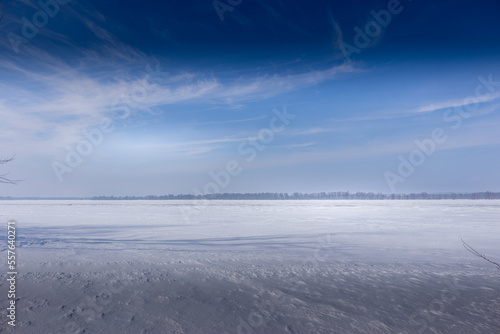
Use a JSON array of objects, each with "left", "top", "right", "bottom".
[
  {"left": 284, "top": 142, "right": 316, "bottom": 149},
  {"left": 414, "top": 90, "right": 500, "bottom": 113},
  {"left": 0, "top": 54, "right": 357, "bottom": 157},
  {"left": 199, "top": 116, "right": 266, "bottom": 125}
]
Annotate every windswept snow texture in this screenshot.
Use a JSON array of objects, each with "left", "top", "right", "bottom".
[{"left": 1, "top": 200, "right": 499, "bottom": 333}]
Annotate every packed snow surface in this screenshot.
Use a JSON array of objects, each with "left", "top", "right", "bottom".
[{"left": 0, "top": 200, "right": 499, "bottom": 333}]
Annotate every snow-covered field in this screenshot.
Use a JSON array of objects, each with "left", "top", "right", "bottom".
[{"left": 1, "top": 200, "right": 499, "bottom": 333}]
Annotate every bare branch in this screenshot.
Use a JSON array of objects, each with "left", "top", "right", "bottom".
[
  {"left": 0, "top": 156, "right": 14, "bottom": 165},
  {"left": 0, "top": 156, "right": 22, "bottom": 184},
  {"left": 0, "top": 174, "right": 21, "bottom": 184},
  {"left": 462, "top": 238, "right": 500, "bottom": 270}
]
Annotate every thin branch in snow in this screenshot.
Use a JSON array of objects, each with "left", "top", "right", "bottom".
[{"left": 461, "top": 238, "right": 500, "bottom": 270}]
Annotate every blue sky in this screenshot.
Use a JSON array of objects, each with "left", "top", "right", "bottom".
[{"left": 1, "top": 0, "right": 500, "bottom": 197}]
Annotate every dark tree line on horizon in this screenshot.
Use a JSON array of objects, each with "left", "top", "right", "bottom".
[{"left": 91, "top": 191, "right": 500, "bottom": 200}]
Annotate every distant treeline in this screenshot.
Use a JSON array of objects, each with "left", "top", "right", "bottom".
[{"left": 91, "top": 191, "right": 500, "bottom": 200}]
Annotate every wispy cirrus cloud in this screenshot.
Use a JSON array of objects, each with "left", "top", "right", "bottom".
[
  {"left": 291, "top": 126, "right": 339, "bottom": 135},
  {"left": 316, "top": 89, "right": 500, "bottom": 125},
  {"left": 249, "top": 119, "right": 500, "bottom": 170},
  {"left": 0, "top": 0, "right": 359, "bottom": 157},
  {"left": 0, "top": 52, "right": 356, "bottom": 158},
  {"left": 198, "top": 116, "right": 266, "bottom": 125},
  {"left": 414, "top": 90, "right": 500, "bottom": 113},
  {"left": 284, "top": 142, "right": 316, "bottom": 149}
]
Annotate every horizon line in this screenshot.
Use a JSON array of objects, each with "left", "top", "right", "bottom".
[{"left": 1, "top": 191, "right": 499, "bottom": 200}]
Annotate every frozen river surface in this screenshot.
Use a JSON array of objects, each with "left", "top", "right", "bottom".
[{"left": 0, "top": 200, "right": 499, "bottom": 333}]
